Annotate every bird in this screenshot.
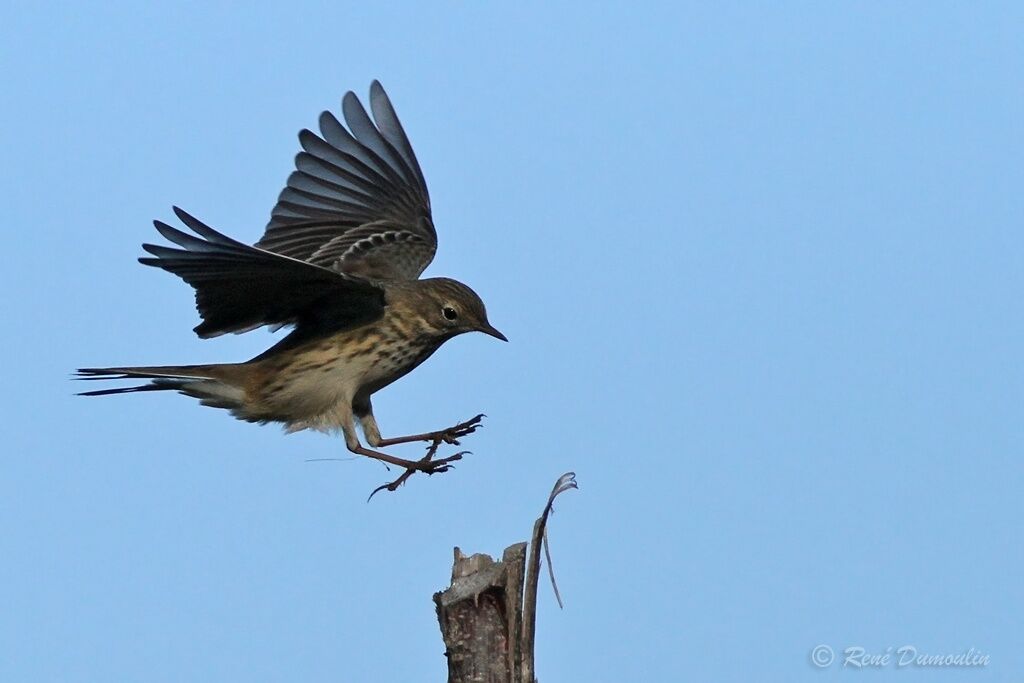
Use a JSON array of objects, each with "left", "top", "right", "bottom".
[{"left": 78, "top": 81, "right": 506, "bottom": 494}]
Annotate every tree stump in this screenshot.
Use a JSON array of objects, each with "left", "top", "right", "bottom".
[
  {"left": 433, "top": 473, "right": 577, "bottom": 683},
  {"left": 434, "top": 544, "right": 528, "bottom": 683}
]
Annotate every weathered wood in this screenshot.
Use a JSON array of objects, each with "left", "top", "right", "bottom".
[
  {"left": 433, "top": 544, "right": 527, "bottom": 683},
  {"left": 434, "top": 473, "right": 577, "bottom": 683}
]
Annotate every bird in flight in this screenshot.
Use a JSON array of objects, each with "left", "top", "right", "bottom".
[{"left": 78, "top": 81, "right": 505, "bottom": 495}]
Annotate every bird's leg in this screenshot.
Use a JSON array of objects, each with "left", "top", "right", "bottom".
[
  {"left": 363, "top": 412, "right": 486, "bottom": 448},
  {"left": 342, "top": 412, "right": 463, "bottom": 497},
  {"left": 348, "top": 443, "right": 457, "bottom": 472},
  {"left": 351, "top": 402, "right": 477, "bottom": 498}
]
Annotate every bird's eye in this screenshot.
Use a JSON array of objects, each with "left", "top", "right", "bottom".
[{"left": 442, "top": 306, "right": 459, "bottom": 321}]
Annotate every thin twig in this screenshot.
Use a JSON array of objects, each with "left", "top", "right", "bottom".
[
  {"left": 521, "top": 472, "right": 578, "bottom": 682},
  {"left": 303, "top": 457, "right": 360, "bottom": 463}
]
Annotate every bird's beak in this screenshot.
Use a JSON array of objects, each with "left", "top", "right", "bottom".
[{"left": 479, "top": 323, "right": 508, "bottom": 342}]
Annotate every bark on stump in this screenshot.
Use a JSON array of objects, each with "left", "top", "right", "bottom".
[{"left": 434, "top": 544, "right": 528, "bottom": 683}]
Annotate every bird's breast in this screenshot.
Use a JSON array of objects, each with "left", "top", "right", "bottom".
[
  {"left": 252, "top": 320, "right": 446, "bottom": 418},
  {"left": 357, "top": 331, "right": 445, "bottom": 393}
]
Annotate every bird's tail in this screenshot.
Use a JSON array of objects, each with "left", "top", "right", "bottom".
[{"left": 76, "top": 364, "right": 248, "bottom": 411}]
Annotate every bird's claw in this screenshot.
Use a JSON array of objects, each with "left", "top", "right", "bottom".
[
  {"left": 367, "top": 449, "right": 471, "bottom": 501},
  {"left": 434, "top": 413, "right": 485, "bottom": 447},
  {"left": 366, "top": 414, "right": 486, "bottom": 500}
]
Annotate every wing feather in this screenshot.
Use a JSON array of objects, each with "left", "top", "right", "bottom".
[
  {"left": 142, "top": 208, "right": 384, "bottom": 339},
  {"left": 257, "top": 83, "right": 436, "bottom": 280}
]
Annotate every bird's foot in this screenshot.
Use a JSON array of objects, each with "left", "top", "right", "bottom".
[
  {"left": 367, "top": 444, "right": 470, "bottom": 500},
  {"left": 430, "top": 413, "right": 486, "bottom": 446},
  {"left": 374, "top": 414, "right": 486, "bottom": 449}
]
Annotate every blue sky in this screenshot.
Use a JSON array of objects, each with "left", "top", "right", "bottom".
[{"left": 2, "top": 2, "right": 1022, "bottom": 681}]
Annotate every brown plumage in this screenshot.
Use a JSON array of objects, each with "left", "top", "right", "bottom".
[{"left": 78, "top": 83, "right": 505, "bottom": 493}]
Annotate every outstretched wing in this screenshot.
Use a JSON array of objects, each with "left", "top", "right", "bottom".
[
  {"left": 256, "top": 81, "right": 436, "bottom": 281},
  {"left": 141, "top": 207, "right": 386, "bottom": 339}
]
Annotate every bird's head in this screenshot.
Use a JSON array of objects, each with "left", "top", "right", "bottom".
[{"left": 407, "top": 277, "right": 507, "bottom": 342}]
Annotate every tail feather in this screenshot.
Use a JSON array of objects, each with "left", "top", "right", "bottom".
[
  {"left": 76, "top": 364, "right": 247, "bottom": 411},
  {"left": 77, "top": 381, "right": 177, "bottom": 397}
]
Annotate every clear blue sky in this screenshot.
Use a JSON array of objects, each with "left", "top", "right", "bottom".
[{"left": 2, "top": 2, "right": 1021, "bottom": 681}]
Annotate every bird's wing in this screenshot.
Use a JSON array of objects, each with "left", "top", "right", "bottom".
[
  {"left": 256, "top": 81, "right": 436, "bottom": 281},
  {"left": 141, "top": 207, "right": 386, "bottom": 339}
]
